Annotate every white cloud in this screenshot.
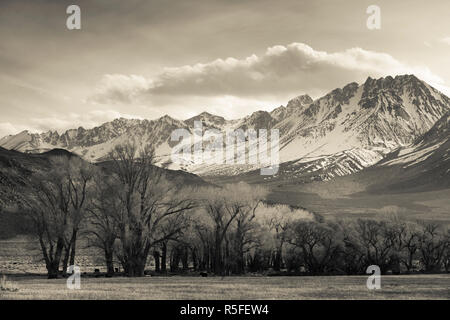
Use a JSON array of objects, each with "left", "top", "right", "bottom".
[
  {"left": 90, "top": 42, "right": 450, "bottom": 103},
  {"left": 440, "top": 37, "right": 450, "bottom": 45},
  {"left": 90, "top": 74, "right": 153, "bottom": 104}
]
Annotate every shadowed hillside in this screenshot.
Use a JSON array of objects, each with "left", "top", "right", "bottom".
[{"left": 0, "top": 147, "right": 210, "bottom": 240}]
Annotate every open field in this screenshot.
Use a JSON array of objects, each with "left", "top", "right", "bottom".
[
  {"left": 208, "top": 173, "right": 450, "bottom": 223},
  {"left": 0, "top": 275, "right": 449, "bottom": 300},
  {"left": 0, "top": 236, "right": 106, "bottom": 274},
  {"left": 268, "top": 187, "right": 450, "bottom": 223},
  {"left": 206, "top": 159, "right": 450, "bottom": 223}
]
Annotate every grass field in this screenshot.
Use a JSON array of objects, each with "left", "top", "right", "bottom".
[
  {"left": 267, "top": 187, "right": 450, "bottom": 223},
  {"left": 207, "top": 172, "right": 450, "bottom": 223},
  {"left": 0, "top": 274, "right": 449, "bottom": 300}
]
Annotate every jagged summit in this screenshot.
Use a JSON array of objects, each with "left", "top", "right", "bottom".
[
  {"left": 159, "top": 114, "right": 175, "bottom": 121},
  {"left": 197, "top": 111, "right": 218, "bottom": 117},
  {"left": 362, "top": 74, "right": 424, "bottom": 95},
  {"left": 185, "top": 111, "right": 226, "bottom": 129},
  {"left": 286, "top": 94, "right": 313, "bottom": 109},
  {"left": 1, "top": 75, "right": 449, "bottom": 180}
]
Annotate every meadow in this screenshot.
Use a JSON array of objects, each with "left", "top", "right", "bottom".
[
  {"left": 268, "top": 187, "right": 450, "bottom": 223},
  {"left": 208, "top": 167, "right": 450, "bottom": 223},
  {"left": 0, "top": 274, "right": 449, "bottom": 300}
]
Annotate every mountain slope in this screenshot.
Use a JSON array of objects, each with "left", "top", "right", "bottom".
[
  {"left": 1, "top": 75, "right": 449, "bottom": 180},
  {"left": 369, "top": 110, "right": 450, "bottom": 192},
  {"left": 276, "top": 75, "right": 449, "bottom": 160},
  {"left": 230, "top": 75, "right": 450, "bottom": 181},
  {"left": 0, "top": 147, "right": 209, "bottom": 209}
]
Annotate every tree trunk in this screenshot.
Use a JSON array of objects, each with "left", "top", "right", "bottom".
[
  {"left": 61, "top": 245, "right": 71, "bottom": 277},
  {"left": 182, "top": 246, "right": 189, "bottom": 271},
  {"left": 153, "top": 251, "right": 161, "bottom": 273},
  {"left": 47, "top": 237, "right": 65, "bottom": 279},
  {"left": 105, "top": 248, "right": 114, "bottom": 277},
  {"left": 170, "top": 247, "right": 181, "bottom": 272},
  {"left": 192, "top": 248, "right": 198, "bottom": 271},
  {"left": 236, "top": 244, "right": 244, "bottom": 274},
  {"left": 214, "top": 227, "right": 222, "bottom": 274},
  {"left": 47, "top": 261, "right": 59, "bottom": 279},
  {"left": 161, "top": 242, "right": 167, "bottom": 273},
  {"left": 126, "top": 257, "right": 146, "bottom": 277},
  {"left": 273, "top": 248, "right": 282, "bottom": 271},
  {"left": 225, "top": 238, "right": 230, "bottom": 275},
  {"left": 235, "top": 221, "right": 246, "bottom": 274},
  {"left": 69, "top": 229, "right": 78, "bottom": 267}
]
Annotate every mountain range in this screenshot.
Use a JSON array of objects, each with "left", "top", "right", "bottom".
[{"left": 1, "top": 74, "right": 449, "bottom": 184}]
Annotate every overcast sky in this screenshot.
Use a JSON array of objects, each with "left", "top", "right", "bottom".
[{"left": 1, "top": 0, "right": 450, "bottom": 137}]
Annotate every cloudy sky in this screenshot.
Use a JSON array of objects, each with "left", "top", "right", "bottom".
[{"left": 1, "top": 0, "right": 450, "bottom": 137}]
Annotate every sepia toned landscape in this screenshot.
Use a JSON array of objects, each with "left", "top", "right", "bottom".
[{"left": 0, "top": 0, "right": 449, "bottom": 301}]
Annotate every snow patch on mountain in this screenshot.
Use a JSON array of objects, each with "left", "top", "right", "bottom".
[{"left": 1, "top": 75, "right": 449, "bottom": 181}]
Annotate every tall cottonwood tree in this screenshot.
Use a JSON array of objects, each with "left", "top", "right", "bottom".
[
  {"left": 257, "top": 204, "right": 310, "bottom": 271},
  {"left": 390, "top": 220, "right": 421, "bottom": 272},
  {"left": 444, "top": 230, "right": 450, "bottom": 273},
  {"left": 417, "top": 222, "right": 447, "bottom": 272},
  {"left": 353, "top": 219, "right": 397, "bottom": 273},
  {"left": 191, "top": 217, "right": 215, "bottom": 272},
  {"left": 198, "top": 183, "right": 267, "bottom": 275},
  {"left": 109, "top": 142, "right": 195, "bottom": 277},
  {"left": 20, "top": 156, "right": 94, "bottom": 278},
  {"left": 86, "top": 171, "right": 121, "bottom": 276},
  {"left": 22, "top": 159, "right": 72, "bottom": 278},
  {"left": 287, "top": 221, "right": 343, "bottom": 274},
  {"left": 200, "top": 186, "right": 239, "bottom": 275},
  {"left": 60, "top": 157, "right": 94, "bottom": 276},
  {"left": 228, "top": 183, "right": 267, "bottom": 274}
]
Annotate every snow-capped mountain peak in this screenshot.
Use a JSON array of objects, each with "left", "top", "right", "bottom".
[{"left": 1, "top": 75, "right": 449, "bottom": 180}]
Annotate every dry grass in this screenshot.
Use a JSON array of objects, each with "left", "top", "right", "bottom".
[
  {"left": 0, "top": 274, "right": 448, "bottom": 300},
  {"left": 0, "top": 275, "right": 19, "bottom": 293},
  {"left": 267, "top": 186, "right": 450, "bottom": 223}
]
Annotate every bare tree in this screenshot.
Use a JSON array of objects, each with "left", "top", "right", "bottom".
[
  {"left": 199, "top": 184, "right": 254, "bottom": 275},
  {"left": 443, "top": 230, "right": 450, "bottom": 273},
  {"left": 18, "top": 155, "right": 94, "bottom": 278},
  {"left": 191, "top": 217, "right": 215, "bottom": 272},
  {"left": 390, "top": 220, "right": 421, "bottom": 273},
  {"left": 21, "top": 158, "right": 72, "bottom": 278},
  {"left": 335, "top": 219, "right": 366, "bottom": 275},
  {"left": 353, "top": 219, "right": 396, "bottom": 273},
  {"left": 287, "top": 221, "right": 342, "bottom": 275},
  {"left": 417, "top": 222, "right": 447, "bottom": 273},
  {"left": 226, "top": 183, "right": 267, "bottom": 274},
  {"left": 109, "top": 142, "right": 195, "bottom": 277},
  {"left": 59, "top": 157, "right": 95, "bottom": 276},
  {"left": 257, "top": 204, "right": 310, "bottom": 271},
  {"left": 86, "top": 171, "right": 121, "bottom": 276}
]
